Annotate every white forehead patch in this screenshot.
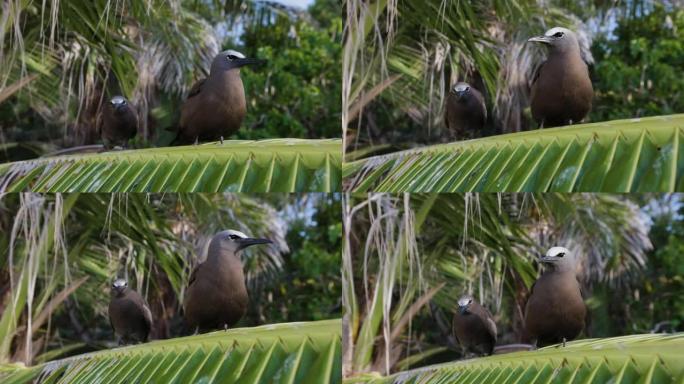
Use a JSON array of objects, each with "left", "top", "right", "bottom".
[
  {"left": 457, "top": 296, "right": 472, "bottom": 306},
  {"left": 224, "top": 50, "right": 246, "bottom": 59},
  {"left": 113, "top": 279, "right": 127, "bottom": 288},
  {"left": 110, "top": 96, "right": 126, "bottom": 105},
  {"left": 546, "top": 246, "right": 570, "bottom": 257},
  {"left": 454, "top": 83, "right": 470, "bottom": 92},
  {"left": 544, "top": 27, "right": 571, "bottom": 37},
  {"left": 225, "top": 229, "right": 248, "bottom": 239}
]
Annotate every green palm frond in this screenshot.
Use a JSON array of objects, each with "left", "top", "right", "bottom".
[
  {"left": 344, "top": 114, "right": 684, "bottom": 192},
  {"left": 346, "top": 333, "right": 684, "bottom": 384},
  {"left": 0, "top": 139, "right": 341, "bottom": 192},
  {"left": 0, "top": 319, "right": 341, "bottom": 384}
]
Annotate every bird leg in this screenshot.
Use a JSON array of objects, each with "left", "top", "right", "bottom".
[
  {"left": 224, "top": 323, "right": 228, "bottom": 332},
  {"left": 562, "top": 337, "right": 567, "bottom": 347},
  {"left": 219, "top": 136, "right": 224, "bottom": 145},
  {"left": 194, "top": 137, "right": 199, "bottom": 146}
]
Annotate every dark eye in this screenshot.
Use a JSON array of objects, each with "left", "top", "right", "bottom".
[
  {"left": 229, "top": 234, "right": 239, "bottom": 240},
  {"left": 465, "top": 86, "right": 470, "bottom": 91},
  {"left": 553, "top": 32, "right": 564, "bottom": 38},
  {"left": 227, "top": 55, "right": 238, "bottom": 60},
  {"left": 557, "top": 252, "right": 565, "bottom": 257}
]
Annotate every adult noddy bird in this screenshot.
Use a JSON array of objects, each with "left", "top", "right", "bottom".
[
  {"left": 99, "top": 96, "right": 138, "bottom": 149},
  {"left": 445, "top": 82, "right": 487, "bottom": 140},
  {"left": 183, "top": 229, "right": 272, "bottom": 333},
  {"left": 108, "top": 279, "right": 153, "bottom": 345},
  {"left": 524, "top": 246, "right": 586, "bottom": 347},
  {"left": 528, "top": 27, "right": 593, "bottom": 128},
  {"left": 174, "top": 50, "right": 263, "bottom": 145},
  {"left": 452, "top": 295, "right": 497, "bottom": 356}
]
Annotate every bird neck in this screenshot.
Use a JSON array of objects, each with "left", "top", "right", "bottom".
[
  {"left": 209, "top": 67, "right": 241, "bottom": 82},
  {"left": 206, "top": 241, "right": 242, "bottom": 266},
  {"left": 544, "top": 263, "right": 576, "bottom": 274},
  {"left": 549, "top": 45, "right": 582, "bottom": 61}
]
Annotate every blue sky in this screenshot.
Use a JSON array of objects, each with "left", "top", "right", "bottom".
[{"left": 271, "top": 0, "right": 314, "bottom": 9}]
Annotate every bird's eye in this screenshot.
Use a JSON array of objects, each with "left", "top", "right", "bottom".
[
  {"left": 229, "top": 234, "right": 240, "bottom": 240},
  {"left": 557, "top": 252, "right": 565, "bottom": 258},
  {"left": 227, "top": 55, "right": 238, "bottom": 60},
  {"left": 468, "top": 299, "right": 472, "bottom": 304},
  {"left": 553, "top": 32, "right": 564, "bottom": 38}
]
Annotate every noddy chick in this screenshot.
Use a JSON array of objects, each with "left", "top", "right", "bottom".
[
  {"left": 528, "top": 27, "right": 593, "bottom": 128},
  {"left": 175, "top": 50, "right": 264, "bottom": 145},
  {"left": 524, "top": 246, "right": 586, "bottom": 347},
  {"left": 444, "top": 82, "right": 487, "bottom": 141},
  {"left": 108, "top": 279, "right": 153, "bottom": 345},
  {"left": 183, "top": 229, "right": 272, "bottom": 333},
  {"left": 99, "top": 96, "right": 138, "bottom": 149},
  {"left": 452, "top": 295, "right": 497, "bottom": 356}
]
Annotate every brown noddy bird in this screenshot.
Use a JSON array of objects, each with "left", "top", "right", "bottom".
[
  {"left": 452, "top": 295, "right": 497, "bottom": 356},
  {"left": 528, "top": 27, "right": 593, "bottom": 128},
  {"left": 174, "top": 50, "right": 263, "bottom": 145},
  {"left": 99, "top": 96, "right": 138, "bottom": 149},
  {"left": 444, "top": 82, "right": 487, "bottom": 140},
  {"left": 524, "top": 246, "right": 586, "bottom": 347},
  {"left": 108, "top": 279, "right": 153, "bottom": 345},
  {"left": 183, "top": 229, "right": 272, "bottom": 333}
]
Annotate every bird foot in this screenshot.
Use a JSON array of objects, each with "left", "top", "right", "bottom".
[
  {"left": 219, "top": 136, "right": 224, "bottom": 145},
  {"left": 194, "top": 137, "right": 199, "bottom": 146},
  {"left": 224, "top": 324, "right": 228, "bottom": 332}
]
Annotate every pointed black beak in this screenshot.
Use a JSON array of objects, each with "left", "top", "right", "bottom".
[
  {"left": 528, "top": 35, "right": 552, "bottom": 45},
  {"left": 458, "top": 305, "right": 468, "bottom": 315},
  {"left": 236, "top": 237, "right": 272, "bottom": 251},
  {"left": 235, "top": 57, "right": 266, "bottom": 68}
]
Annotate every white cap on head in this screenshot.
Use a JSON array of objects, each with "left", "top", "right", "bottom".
[
  {"left": 457, "top": 295, "right": 473, "bottom": 307},
  {"left": 544, "top": 27, "right": 573, "bottom": 37},
  {"left": 110, "top": 96, "right": 126, "bottom": 105},
  {"left": 113, "top": 278, "right": 127, "bottom": 288},
  {"left": 453, "top": 82, "right": 470, "bottom": 93},
  {"left": 224, "top": 50, "right": 246, "bottom": 59},
  {"left": 546, "top": 246, "right": 570, "bottom": 257},
  {"left": 224, "top": 229, "right": 248, "bottom": 238}
]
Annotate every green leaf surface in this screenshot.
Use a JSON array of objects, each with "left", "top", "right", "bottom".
[
  {"left": 345, "top": 333, "right": 684, "bottom": 384},
  {"left": 0, "top": 139, "right": 342, "bottom": 192},
  {"left": 344, "top": 114, "right": 684, "bottom": 192},
  {"left": 0, "top": 319, "right": 341, "bottom": 384}
]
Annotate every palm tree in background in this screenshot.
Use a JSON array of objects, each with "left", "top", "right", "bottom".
[
  {"left": 343, "top": 0, "right": 664, "bottom": 158},
  {"left": 0, "top": 0, "right": 309, "bottom": 149},
  {"left": 0, "top": 193, "right": 295, "bottom": 365},
  {"left": 342, "top": 193, "right": 652, "bottom": 376}
]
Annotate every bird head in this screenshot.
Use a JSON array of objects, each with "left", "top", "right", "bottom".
[
  {"left": 540, "top": 246, "right": 577, "bottom": 271},
  {"left": 213, "top": 229, "right": 272, "bottom": 254},
  {"left": 450, "top": 82, "right": 472, "bottom": 102},
  {"left": 111, "top": 278, "right": 128, "bottom": 296},
  {"left": 457, "top": 295, "right": 473, "bottom": 315},
  {"left": 109, "top": 96, "right": 128, "bottom": 111},
  {"left": 211, "top": 50, "right": 265, "bottom": 73},
  {"left": 527, "top": 27, "right": 579, "bottom": 53}
]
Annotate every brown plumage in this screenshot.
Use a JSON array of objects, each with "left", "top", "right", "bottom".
[
  {"left": 452, "top": 295, "right": 497, "bottom": 356},
  {"left": 174, "top": 50, "right": 263, "bottom": 145},
  {"left": 99, "top": 96, "right": 138, "bottom": 149},
  {"left": 444, "top": 82, "right": 487, "bottom": 140},
  {"left": 183, "top": 229, "right": 272, "bottom": 333},
  {"left": 524, "top": 246, "right": 586, "bottom": 347},
  {"left": 528, "top": 27, "right": 593, "bottom": 128},
  {"left": 108, "top": 279, "right": 152, "bottom": 345}
]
